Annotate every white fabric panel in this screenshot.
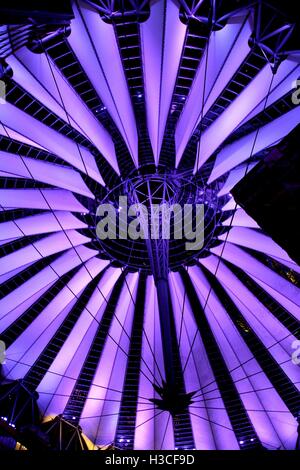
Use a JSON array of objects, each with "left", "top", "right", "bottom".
[
  {"left": 222, "top": 209, "right": 259, "bottom": 228},
  {"left": 176, "top": 13, "right": 252, "bottom": 166},
  {"left": 203, "top": 256, "right": 300, "bottom": 390},
  {"left": 0, "top": 230, "right": 91, "bottom": 276},
  {"left": 209, "top": 106, "right": 300, "bottom": 183},
  {"left": 4, "top": 258, "right": 109, "bottom": 379},
  {"left": 221, "top": 196, "right": 239, "bottom": 211},
  {"left": 68, "top": 2, "right": 138, "bottom": 166},
  {"left": 141, "top": 0, "right": 186, "bottom": 163},
  {"left": 0, "top": 283, "right": 52, "bottom": 334},
  {"left": 0, "top": 123, "right": 47, "bottom": 150},
  {"left": 269, "top": 255, "right": 300, "bottom": 275},
  {"left": 8, "top": 51, "right": 119, "bottom": 174},
  {"left": 218, "top": 227, "right": 291, "bottom": 262},
  {"left": 5, "top": 298, "right": 78, "bottom": 380},
  {"left": 134, "top": 276, "right": 175, "bottom": 450},
  {"left": 211, "top": 243, "right": 300, "bottom": 309},
  {"left": 38, "top": 268, "right": 122, "bottom": 416},
  {"left": 0, "top": 103, "right": 104, "bottom": 184},
  {"left": 217, "top": 162, "right": 258, "bottom": 197},
  {"left": 196, "top": 60, "right": 300, "bottom": 171},
  {"left": 0, "top": 188, "right": 88, "bottom": 212},
  {"left": 134, "top": 276, "right": 156, "bottom": 450},
  {"left": 94, "top": 272, "right": 139, "bottom": 445},
  {"left": 0, "top": 212, "right": 87, "bottom": 241},
  {"left": 0, "top": 261, "right": 33, "bottom": 284},
  {"left": 80, "top": 273, "right": 139, "bottom": 445},
  {"left": 253, "top": 278, "right": 300, "bottom": 321},
  {"left": 0, "top": 246, "right": 98, "bottom": 322},
  {"left": 169, "top": 271, "right": 238, "bottom": 449},
  {"left": 190, "top": 265, "right": 297, "bottom": 449},
  {"left": 0, "top": 151, "right": 94, "bottom": 198},
  {"left": 238, "top": 60, "right": 300, "bottom": 125}
]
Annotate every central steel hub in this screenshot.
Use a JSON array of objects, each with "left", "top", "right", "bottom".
[{"left": 94, "top": 166, "right": 227, "bottom": 272}]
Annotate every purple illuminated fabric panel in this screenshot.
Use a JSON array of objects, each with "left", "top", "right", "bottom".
[
  {"left": 176, "top": 13, "right": 252, "bottom": 166},
  {"left": 38, "top": 268, "right": 122, "bottom": 416},
  {"left": 141, "top": 0, "right": 186, "bottom": 163},
  {"left": 0, "top": 151, "right": 94, "bottom": 198},
  {"left": 0, "top": 103, "right": 104, "bottom": 185},
  {"left": 7, "top": 51, "right": 119, "bottom": 175},
  {"left": 68, "top": 2, "right": 138, "bottom": 166}
]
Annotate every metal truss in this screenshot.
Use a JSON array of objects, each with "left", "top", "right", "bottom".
[
  {"left": 251, "top": 1, "right": 300, "bottom": 71},
  {"left": 178, "top": 0, "right": 300, "bottom": 68},
  {"left": 0, "top": 23, "right": 71, "bottom": 62},
  {"left": 83, "top": 0, "right": 150, "bottom": 22}
]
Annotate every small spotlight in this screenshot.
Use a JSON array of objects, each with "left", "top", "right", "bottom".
[
  {"left": 239, "top": 440, "right": 244, "bottom": 445},
  {"left": 119, "top": 438, "right": 124, "bottom": 443},
  {"left": 1, "top": 417, "right": 7, "bottom": 422},
  {"left": 137, "top": 92, "right": 143, "bottom": 99},
  {"left": 250, "top": 438, "right": 255, "bottom": 442},
  {"left": 126, "top": 439, "right": 130, "bottom": 443},
  {"left": 72, "top": 416, "right": 76, "bottom": 420},
  {"left": 96, "top": 106, "right": 106, "bottom": 113}
]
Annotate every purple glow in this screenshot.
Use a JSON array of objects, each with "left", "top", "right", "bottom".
[
  {"left": 80, "top": 273, "right": 138, "bottom": 444},
  {"left": 169, "top": 271, "right": 239, "bottom": 449},
  {"left": 0, "top": 246, "right": 97, "bottom": 331},
  {"left": 0, "top": 230, "right": 91, "bottom": 277},
  {"left": 209, "top": 106, "right": 300, "bottom": 183},
  {"left": 8, "top": 52, "right": 119, "bottom": 175},
  {"left": 68, "top": 2, "right": 138, "bottom": 167},
  {"left": 0, "top": 103, "right": 104, "bottom": 185},
  {"left": 190, "top": 263, "right": 298, "bottom": 448},
  {"left": 38, "top": 267, "right": 121, "bottom": 415},
  {"left": 0, "top": 212, "right": 87, "bottom": 242},
  {"left": 218, "top": 163, "right": 258, "bottom": 197},
  {"left": 195, "top": 59, "right": 300, "bottom": 172},
  {"left": 0, "top": 151, "right": 94, "bottom": 198},
  {"left": 218, "top": 226, "right": 291, "bottom": 261},
  {"left": 0, "top": 188, "right": 88, "bottom": 212},
  {"left": 141, "top": 0, "right": 186, "bottom": 163},
  {"left": 176, "top": 14, "right": 252, "bottom": 167},
  {"left": 211, "top": 243, "right": 300, "bottom": 309},
  {"left": 222, "top": 209, "right": 259, "bottom": 228}
]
